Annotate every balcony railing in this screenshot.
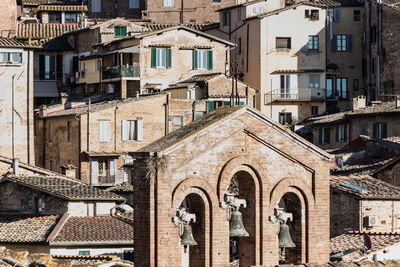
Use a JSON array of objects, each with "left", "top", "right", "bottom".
[
  {"left": 265, "top": 88, "right": 326, "bottom": 103},
  {"left": 102, "top": 64, "right": 140, "bottom": 80},
  {"left": 98, "top": 174, "right": 115, "bottom": 184}
]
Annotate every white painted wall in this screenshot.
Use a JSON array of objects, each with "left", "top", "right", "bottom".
[
  {"left": 67, "top": 201, "right": 116, "bottom": 216},
  {"left": 50, "top": 246, "right": 133, "bottom": 256},
  {"left": 366, "top": 243, "right": 400, "bottom": 261}
]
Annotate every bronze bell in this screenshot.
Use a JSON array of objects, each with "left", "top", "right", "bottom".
[
  {"left": 180, "top": 224, "right": 198, "bottom": 246},
  {"left": 230, "top": 210, "right": 249, "bottom": 237},
  {"left": 278, "top": 222, "right": 295, "bottom": 248}
]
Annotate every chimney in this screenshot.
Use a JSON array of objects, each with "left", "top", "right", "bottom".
[
  {"left": 353, "top": 95, "right": 366, "bottom": 110},
  {"left": 60, "top": 92, "right": 68, "bottom": 106},
  {"left": 13, "top": 158, "right": 19, "bottom": 176},
  {"left": 39, "top": 105, "right": 48, "bottom": 117},
  {"left": 61, "top": 164, "right": 77, "bottom": 179}
]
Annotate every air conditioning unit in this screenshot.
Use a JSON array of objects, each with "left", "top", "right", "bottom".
[{"left": 365, "top": 216, "right": 379, "bottom": 227}]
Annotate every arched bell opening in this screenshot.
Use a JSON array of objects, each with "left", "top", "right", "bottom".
[
  {"left": 179, "top": 193, "right": 206, "bottom": 267},
  {"left": 227, "top": 170, "right": 256, "bottom": 267},
  {"left": 278, "top": 192, "right": 303, "bottom": 264}
]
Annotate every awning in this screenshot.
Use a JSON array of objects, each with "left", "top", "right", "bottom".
[
  {"left": 103, "top": 46, "right": 140, "bottom": 55},
  {"left": 34, "top": 81, "right": 59, "bottom": 97},
  {"left": 84, "top": 151, "right": 124, "bottom": 157}
]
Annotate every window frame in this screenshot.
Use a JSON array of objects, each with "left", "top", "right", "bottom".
[
  {"left": 114, "top": 26, "right": 127, "bottom": 37},
  {"left": 278, "top": 112, "right": 292, "bottom": 125},
  {"left": 337, "top": 77, "right": 348, "bottom": 99},
  {"left": 193, "top": 49, "right": 213, "bottom": 70},
  {"left": 99, "top": 120, "right": 110, "bottom": 142},
  {"left": 336, "top": 34, "right": 347, "bottom": 52},
  {"left": 163, "top": 0, "right": 174, "bottom": 7},
  {"left": 308, "top": 35, "right": 319, "bottom": 50},
  {"left": 276, "top": 37, "right": 291, "bottom": 49},
  {"left": 65, "top": 13, "right": 77, "bottom": 23},
  {"left": 309, "top": 74, "right": 320, "bottom": 89},
  {"left": 129, "top": 0, "right": 140, "bottom": 8},
  {"left": 48, "top": 12, "right": 62, "bottom": 23},
  {"left": 353, "top": 10, "right": 360, "bottom": 21}
]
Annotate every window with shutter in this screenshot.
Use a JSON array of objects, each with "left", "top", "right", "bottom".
[
  {"left": 136, "top": 117, "right": 143, "bottom": 141},
  {"left": 130, "top": 0, "right": 139, "bottom": 8},
  {"left": 151, "top": 47, "right": 169, "bottom": 68},
  {"left": 361, "top": 123, "right": 368, "bottom": 135},
  {"left": 334, "top": 8, "right": 340, "bottom": 22},
  {"left": 99, "top": 120, "right": 110, "bottom": 142},
  {"left": 91, "top": 158, "right": 98, "bottom": 184},
  {"left": 193, "top": 49, "right": 212, "bottom": 70},
  {"left": 92, "top": 0, "right": 101, "bottom": 13}
]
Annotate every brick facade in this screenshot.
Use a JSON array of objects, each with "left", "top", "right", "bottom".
[
  {"left": 132, "top": 107, "right": 331, "bottom": 266},
  {"left": 0, "top": 0, "right": 17, "bottom": 38},
  {"left": 87, "top": 0, "right": 145, "bottom": 19}
]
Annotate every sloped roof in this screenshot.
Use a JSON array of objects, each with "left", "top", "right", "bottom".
[
  {"left": 52, "top": 216, "right": 133, "bottom": 244},
  {"left": 17, "top": 23, "right": 80, "bottom": 40},
  {"left": 143, "top": 23, "right": 211, "bottom": 32},
  {"left": 0, "top": 175, "right": 124, "bottom": 201},
  {"left": 346, "top": 100, "right": 400, "bottom": 116},
  {"left": 23, "top": 0, "right": 82, "bottom": 5},
  {"left": 179, "top": 72, "right": 222, "bottom": 83},
  {"left": 36, "top": 4, "right": 87, "bottom": 11},
  {"left": 105, "top": 182, "right": 133, "bottom": 193},
  {"left": 137, "top": 106, "right": 332, "bottom": 160},
  {"left": 0, "top": 37, "right": 40, "bottom": 49},
  {"left": 0, "top": 215, "right": 59, "bottom": 243},
  {"left": 331, "top": 175, "right": 400, "bottom": 199},
  {"left": 331, "top": 231, "right": 400, "bottom": 255}
]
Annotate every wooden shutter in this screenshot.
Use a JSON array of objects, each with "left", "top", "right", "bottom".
[
  {"left": 91, "top": 158, "right": 98, "bottom": 185},
  {"left": 207, "top": 50, "right": 213, "bottom": 70},
  {"left": 114, "top": 26, "right": 120, "bottom": 36},
  {"left": 347, "top": 35, "right": 352, "bottom": 52},
  {"left": 166, "top": 47, "right": 172, "bottom": 68},
  {"left": 331, "top": 35, "right": 337, "bottom": 52},
  {"left": 326, "top": 128, "right": 331, "bottom": 144},
  {"left": 208, "top": 101, "right": 214, "bottom": 112},
  {"left": 373, "top": 122, "right": 377, "bottom": 138},
  {"left": 193, "top": 50, "right": 198, "bottom": 70},
  {"left": 151, "top": 47, "right": 156, "bottom": 68},
  {"left": 382, "top": 122, "right": 387, "bottom": 138},
  {"left": 344, "top": 124, "right": 347, "bottom": 141},
  {"left": 110, "top": 158, "right": 116, "bottom": 183},
  {"left": 121, "top": 120, "right": 129, "bottom": 141},
  {"left": 136, "top": 117, "right": 143, "bottom": 141},
  {"left": 334, "top": 8, "right": 340, "bottom": 22},
  {"left": 335, "top": 125, "right": 339, "bottom": 142},
  {"left": 105, "top": 121, "right": 110, "bottom": 142},
  {"left": 56, "top": 55, "right": 63, "bottom": 81}
]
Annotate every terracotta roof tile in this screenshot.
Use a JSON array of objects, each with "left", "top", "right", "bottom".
[
  {"left": 17, "top": 23, "right": 80, "bottom": 40},
  {"left": 23, "top": 0, "right": 82, "bottom": 5},
  {"left": 0, "top": 215, "right": 59, "bottom": 243},
  {"left": 143, "top": 23, "right": 211, "bottom": 32},
  {"left": 331, "top": 175, "right": 400, "bottom": 199},
  {"left": 1, "top": 175, "right": 124, "bottom": 201},
  {"left": 53, "top": 216, "right": 133, "bottom": 243},
  {"left": 330, "top": 231, "right": 400, "bottom": 255},
  {"left": 36, "top": 4, "right": 87, "bottom": 12},
  {"left": 105, "top": 182, "right": 133, "bottom": 193},
  {"left": 0, "top": 37, "right": 40, "bottom": 48}
]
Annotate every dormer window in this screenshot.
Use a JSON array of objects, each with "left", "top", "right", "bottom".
[{"left": 114, "top": 26, "right": 127, "bottom": 37}]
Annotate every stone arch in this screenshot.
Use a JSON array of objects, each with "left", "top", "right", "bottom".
[
  {"left": 217, "top": 155, "right": 264, "bottom": 202},
  {"left": 171, "top": 182, "right": 215, "bottom": 267},
  {"left": 269, "top": 179, "right": 314, "bottom": 264}
]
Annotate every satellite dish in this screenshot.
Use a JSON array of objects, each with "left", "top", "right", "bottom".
[{"left": 337, "top": 157, "right": 344, "bottom": 169}]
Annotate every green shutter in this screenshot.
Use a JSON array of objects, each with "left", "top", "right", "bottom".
[
  {"left": 383, "top": 122, "right": 387, "bottom": 138},
  {"left": 207, "top": 50, "right": 213, "bottom": 70},
  {"left": 122, "top": 26, "right": 127, "bottom": 36},
  {"left": 224, "top": 101, "right": 230, "bottom": 106},
  {"left": 373, "top": 123, "right": 377, "bottom": 138},
  {"left": 151, "top": 47, "right": 156, "bottom": 68},
  {"left": 239, "top": 101, "right": 245, "bottom": 106},
  {"left": 193, "top": 50, "right": 198, "bottom": 70},
  {"left": 167, "top": 47, "right": 172, "bottom": 68},
  {"left": 208, "top": 101, "right": 214, "bottom": 112},
  {"left": 114, "top": 26, "right": 120, "bottom": 36}
]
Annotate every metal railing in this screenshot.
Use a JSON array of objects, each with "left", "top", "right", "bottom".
[
  {"left": 265, "top": 88, "right": 326, "bottom": 103},
  {"left": 102, "top": 64, "right": 140, "bottom": 79},
  {"left": 98, "top": 175, "right": 116, "bottom": 184}
]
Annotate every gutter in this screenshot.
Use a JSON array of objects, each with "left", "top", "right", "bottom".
[{"left": 50, "top": 241, "right": 133, "bottom": 246}]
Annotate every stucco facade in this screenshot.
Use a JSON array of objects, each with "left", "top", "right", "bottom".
[{"left": 0, "top": 46, "right": 35, "bottom": 164}]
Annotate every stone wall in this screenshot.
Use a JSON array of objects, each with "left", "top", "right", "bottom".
[{"left": 0, "top": 0, "right": 17, "bottom": 38}]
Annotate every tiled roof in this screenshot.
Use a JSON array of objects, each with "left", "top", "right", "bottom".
[
  {"left": 36, "top": 5, "right": 87, "bottom": 12},
  {"left": 331, "top": 175, "right": 400, "bottom": 199},
  {"left": 143, "top": 23, "right": 212, "bottom": 32},
  {"left": 1, "top": 175, "right": 124, "bottom": 201},
  {"left": 179, "top": 72, "right": 222, "bottom": 83},
  {"left": 306, "top": 111, "right": 347, "bottom": 125},
  {"left": 35, "top": 36, "right": 75, "bottom": 51},
  {"left": 138, "top": 106, "right": 243, "bottom": 152},
  {"left": 41, "top": 94, "right": 166, "bottom": 118},
  {"left": 346, "top": 101, "right": 400, "bottom": 116},
  {"left": 23, "top": 0, "right": 82, "bottom": 5},
  {"left": 330, "top": 231, "right": 400, "bottom": 255},
  {"left": 52, "top": 216, "right": 133, "bottom": 243},
  {"left": 106, "top": 182, "right": 133, "bottom": 193},
  {"left": 17, "top": 23, "right": 80, "bottom": 40},
  {"left": 0, "top": 37, "right": 40, "bottom": 48},
  {"left": 0, "top": 215, "right": 59, "bottom": 243}
]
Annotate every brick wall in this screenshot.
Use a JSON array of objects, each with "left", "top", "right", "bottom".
[
  {"left": 133, "top": 108, "right": 331, "bottom": 266},
  {"left": 0, "top": 0, "right": 16, "bottom": 38},
  {"left": 88, "top": 0, "right": 145, "bottom": 19}
]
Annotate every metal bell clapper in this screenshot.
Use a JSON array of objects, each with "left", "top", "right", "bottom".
[
  {"left": 172, "top": 208, "right": 198, "bottom": 247},
  {"left": 220, "top": 193, "right": 250, "bottom": 238}
]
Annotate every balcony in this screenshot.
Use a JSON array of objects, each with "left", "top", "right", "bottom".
[
  {"left": 102, "top": 64, "right": 140, "bottom": 80},
  {"left": 265, "top": 88, "right": 326, "bottom": 103},
  {"left": 98, "top": 174, "right": 116, "bottom": 184}
]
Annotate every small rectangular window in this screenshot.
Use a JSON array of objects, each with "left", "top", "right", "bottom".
[
  {"left": 48, "top": 12, "right": 62, "bottom": 23},
  {"left": 308, "top": 35, "right": 319, "bottom": 50},
  {"left": 96, "top": 60, "right": 101, "bottom": 72},
  {"left": 99, "top": 120, "right": 110, "bottom": 142},
  {"left": 193, "top": 49, "right": 213, "bottom": 70},
  {"left": 353, "top": 79, "right": 359, "bottom": 91},
  {"left": 130, "top": 0, "right": 139, "bottom": 8},
  {"left": 353, "top": 10, "right": 360, "bottom": 21},
  {"left": 373, "top": 122, "right": 387, "bottom": 139},
  {"left": 114, "top": 26, "right": 127, "bottom": 37},
  {"left": 361, "top": 123, "right": 368, "bottom": 135},
  {"left": 172, "top": 116, "right": 184, "bottom": 130},
  {"left": 279, "top": 112, "right": 292, "bottom": 125},
  {"left": 238, "top": 38, "right": 242, "bottom": 55},
  {"left": 309, "top": 74, "right": 320, "bottom": 88},
  {"left": 336, "top": 34, "right": 347, "bottom": 51},
  {"left": 305, "top": 9, "right": 319, "bottom": 20},
  {"left": 320, "top": 127, "right": 331, "bottom": 144},
  {"left": 276, "top": 37, "right": 291, "bottom": 49},
  {"left": 312, "top": 106, "right": 319, "bottom": 116},
  {"left": 163, "top": 0, "right": 174, "bottom": 6},
  {"left": 336, "top": 124, "right": 347, "bottom": 142},
  {"left": 65, "top": 13, "right": 77, "bottom": 23},
  {"left": 92, "top": 0, "right": 101, "bottom": 12},
  {"left": 337, "top": 77, "right": 347, "bottom": 99},
  {"left": 237, "top": 8, "right": 242, "bottom": 22},
  {"left": 0, "top": 52, "right": 9, "bottom": 62}
]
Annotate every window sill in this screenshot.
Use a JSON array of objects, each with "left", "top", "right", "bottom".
[
  {"left": 275, "top": 48, "right": 291, "bottom": 52},
  {"left": 0, "top": 62, "right": 22, "bottom": 67}
]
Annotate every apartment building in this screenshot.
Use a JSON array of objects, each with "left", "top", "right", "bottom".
[
  {"left": 73, "top": 26, "right": 234, "bottom": 98},
  {"left": 0, "top": 38, "right": 36, "bottom": 164}
]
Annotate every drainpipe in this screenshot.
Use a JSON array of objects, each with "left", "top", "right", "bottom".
[
  {"left": 27, "top": 50, "right": 31, "bottom": 164},
  {"left": 376, "top": 0, "right": 382, "bottom": 98},
  {"left": 12, "top": 74, "right": 15, "bottom": 160},
  {"left": 367, "top": 0, "right": 372, "bottom": 103},
  {"left": 180, "top": 0, "right": 184, "bottom": 23},
  {"left": 164, "top": 94, "right": 169, "bottom": 135},
  {"left": 13, "top": 158, "right": 19, "bottom": 176},
  {"left": 87, "top": 98, "right": 91, "bottom": 152}
]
